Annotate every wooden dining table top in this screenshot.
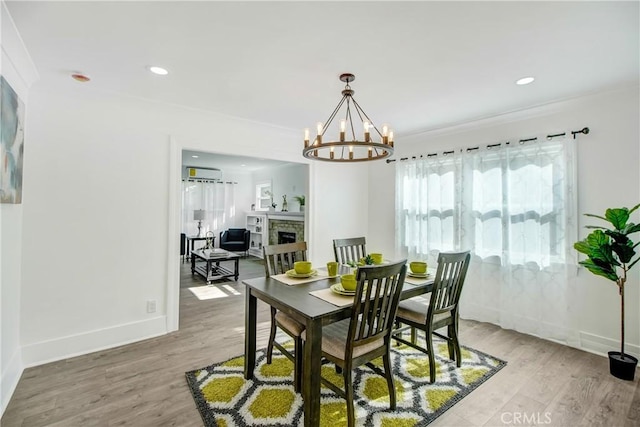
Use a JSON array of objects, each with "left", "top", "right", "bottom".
[{"left": 243, "top": 266, "right": 433, "bottom": 323}]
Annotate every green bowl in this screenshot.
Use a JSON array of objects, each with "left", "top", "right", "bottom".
[
  {"left": 340, "top": 274, "right": 357, "bottom": 291},
  {"left": 294, "top": 261, "right": 312, "bottom": 274},
  {"left": 409, "top": 261, "right": 427, "bottom": 274}
]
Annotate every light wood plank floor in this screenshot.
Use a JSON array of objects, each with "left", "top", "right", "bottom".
[{"left": 2, "top": 257, "right": 638, "bottom": 426}]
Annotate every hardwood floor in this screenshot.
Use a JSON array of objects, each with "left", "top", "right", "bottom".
[{"left": 2, "top": 258, "right": 638, "bottom": 426}]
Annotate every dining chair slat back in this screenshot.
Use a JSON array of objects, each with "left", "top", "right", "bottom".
[
  {"left": 333, "top": 237, "right": 367, "bottom": 265},
  {"left": 262, "top": 241, "right": 308, "bottom": 393},
  {"left": 314, "top": 259, "right": 407, "bottom": 427},
  {"left": 350, "top": 261, "right": 407, "bottom": 350},
  {"left": 429, "top": 251, "right": 471, "bottom": 320},
  {"left": 263, "top": 241, "right": 307, "bottom": 276}
]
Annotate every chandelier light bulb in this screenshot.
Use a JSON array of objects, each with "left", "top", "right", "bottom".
[
  {"left": 304, "top": 128, "right": 310, "bottom": 148},
  {"left": 363, "top": 121, "right": 371, "bottom": 142}
]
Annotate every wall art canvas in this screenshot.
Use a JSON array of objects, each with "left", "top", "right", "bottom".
[{"left": 1, "top": 75, "right": 26, "bottom": 204}]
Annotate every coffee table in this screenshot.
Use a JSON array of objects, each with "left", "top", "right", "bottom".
[{"left": 190, "top": 248, "right": 240, "bottom": 283}]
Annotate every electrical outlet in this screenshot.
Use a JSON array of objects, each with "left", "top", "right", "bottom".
[{"left": 146, "top": 300, "right": 157, "bottom": 313}]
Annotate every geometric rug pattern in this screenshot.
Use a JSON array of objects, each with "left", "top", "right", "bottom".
[{"left": 185, "top": 335, "right": 506, "bottom": 427}]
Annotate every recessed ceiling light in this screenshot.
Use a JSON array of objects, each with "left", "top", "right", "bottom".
[
  {"left": 71, "top": 73, "right": 90, "bottom": 82},
  {"left": 149, "top": 66, "right": 169, "bottom": 75},
  {"left": 191, "top": 155, "right": 199, "bottom": 158},
  {"left": 240, "top": 164, "right": 246, "bottom": 167},
  {"left": 516, "top": 76, "right": 535, "bottom": 85}
]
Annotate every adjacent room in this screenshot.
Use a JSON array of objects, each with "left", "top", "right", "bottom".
[{"left": 1, "top": 1, "right": 638, "bottom": 426}]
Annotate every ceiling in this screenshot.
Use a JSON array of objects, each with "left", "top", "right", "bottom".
[
  {"left": 182, "top": 150, "right": 290, "bottom": 173},
  {"left": 5, "top": 1, "right": 639, "bottom": 149}
]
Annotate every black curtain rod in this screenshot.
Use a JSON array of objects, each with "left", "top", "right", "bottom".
[{"left": 386, "top": 127, "right": 589, "bottom": 163}]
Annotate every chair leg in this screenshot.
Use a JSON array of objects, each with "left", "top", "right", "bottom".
[
  {"left": 426, "top": 328, "right": 436, "bottom": 384},
  {"left": 293, "top": 336, "right": 303, "bottom": 393},
  {"left": 410, "top": 326, "right": 417, "bottom": 344},
  {"left": 383, "top": 350, "right": 396, "bottom": 410},
  {"left": 452, "top": 319, "right": 462, "bottom": 367},
  {"left": 447, "top": 324, "right": 455, "bottom": 361},
  {"left": 344, "top": 368, "right": 355, "bottom": 427},
  {"left": 393, "top": 321, "right": 401, "bottom": 347},
  {"left": 266, "top": 307, "right": 277, "bottom": 364}
]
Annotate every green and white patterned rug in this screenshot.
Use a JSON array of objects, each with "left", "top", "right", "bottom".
[{"left": 185, "top": 336, "right": 506, "bottom": 427}]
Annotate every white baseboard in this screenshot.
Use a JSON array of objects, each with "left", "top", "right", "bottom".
[
  {"left": 21, "top": 316, "right": 168, "bottom": 368},
  {"left": 1, "top": 347, "right": 24, "bottom": 418},
  {"left": 579, "top": 331, "right": 640, "bottom": 359}
]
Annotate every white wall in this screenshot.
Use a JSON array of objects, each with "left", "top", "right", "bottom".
[
  {"left": 0, "top": 1, "right": 38, "bottom": 415},
  {"left": 20, "top": 84, "right": 279, "bottom": 359},
  {"left": 368, "top": 86, "right": 640, "bottom": 357},
  {"left": 309, "top": 162, "right": 370, "bottom": 265},
  {"left": 252, "top": 163, "right": 308, "bottom": 213},
  {"left": 15, "top": 75, "right": 368, "bottom": 372}
]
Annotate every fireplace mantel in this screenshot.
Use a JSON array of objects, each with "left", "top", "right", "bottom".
[
  {"left": 266, "top": 211, "right": 304, "bottom": 222},
  {"left": 266, "top": 212, "right": 305, "bottom": 244}
]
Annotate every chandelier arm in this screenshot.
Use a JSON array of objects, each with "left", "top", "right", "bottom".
[
  {"left": 351, "top": 98, "right": 384, "bottom": 138},
  {"left": 321, "top": 95, "right": 348, "bottom": 136},
  {"left": 345, "top": 100, "right": 356, "bottom": 141}
]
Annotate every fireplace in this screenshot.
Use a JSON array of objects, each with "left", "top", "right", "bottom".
[
  {"left": 268, "top": 217, "right": 305, "bottom": 245},
  {"left": 278, "top": 231, "right": 296, "bottom": 244}
]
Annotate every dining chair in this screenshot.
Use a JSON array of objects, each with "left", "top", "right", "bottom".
[
  {"left": 302, "top": 260, "right": 407, "bottom": 427},
  {"left": 333, "top": 237, "right": 367, "bottom": 265},
  {"left": 263, "top": 241, "right": 308, "bottom": 392},
  {"left": 392, "top": 250, "right": 471, "bottom": 383}
]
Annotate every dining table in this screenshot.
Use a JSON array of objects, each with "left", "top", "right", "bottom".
[{"left": 243, "top": 265, "right": 434, "bottom": 427}]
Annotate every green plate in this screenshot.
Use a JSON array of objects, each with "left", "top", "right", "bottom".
[
  {"left": 285, "top": 269, "right": 318, "bottom": 279},
  {"left": 407, "top": 271, "right": 429, "bottom": 278},
  {"left": 330, "top": 283, "right": 355, "bottom": 296}
]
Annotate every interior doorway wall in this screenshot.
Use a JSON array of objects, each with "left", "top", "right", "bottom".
[{"left": 167, "top": 140, "right": 311, "bottom": 331}]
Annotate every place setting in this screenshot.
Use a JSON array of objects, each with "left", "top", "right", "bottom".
[
  {"left": 272, "top": 261, "right": 329, "bottom": 286},
  {"left": 310, "top": 272, "right": 359, "bottom": 307},
  {"left": 405, "top": 261, "right": 434, "bottom": 285}
]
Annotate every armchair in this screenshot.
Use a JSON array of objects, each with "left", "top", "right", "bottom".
[{"left": 219, "top": 228, "right": 251, "bottom": 256}]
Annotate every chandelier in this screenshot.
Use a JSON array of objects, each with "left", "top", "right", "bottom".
[{"left": 302, "top": 73, "right": 394, "bottom": 162}]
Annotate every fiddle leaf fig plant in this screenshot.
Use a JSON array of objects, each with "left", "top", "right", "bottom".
[{"left": 574, "top": 203, "right": 640, "bottom": 359}]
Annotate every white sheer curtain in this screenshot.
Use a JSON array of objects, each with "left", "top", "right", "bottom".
[
  {"left": 396, "top": 137, "right": 579, "bottom": 343},
  {"left": 182, "top": 180, "right": 236, "bottom": 239}
]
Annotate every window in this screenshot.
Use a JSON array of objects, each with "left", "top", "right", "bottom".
[
  {"left": 396, "top": 138, "right": 577, "bottom": 269},
  {"left": 255, "top": 181, "right": 272, "bottom": 211},
  {"left": 396, "top": 136, "right": 578, "bottom": 343}
]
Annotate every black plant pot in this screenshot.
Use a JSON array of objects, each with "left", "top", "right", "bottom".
[{"left": 608, "top": 351, "right": 638, "bottom": 381}]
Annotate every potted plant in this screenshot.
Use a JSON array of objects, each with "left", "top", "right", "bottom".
[
  {"left": 574, "top": 204, "right": 640, "bottom": 380},
  {"left": 293, "top": 195, "right": 305, "bottom": 212}
]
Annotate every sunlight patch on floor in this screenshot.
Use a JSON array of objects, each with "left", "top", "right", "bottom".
[{"left": 189, "top": 284, "right": 240, "bottom": 300}]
